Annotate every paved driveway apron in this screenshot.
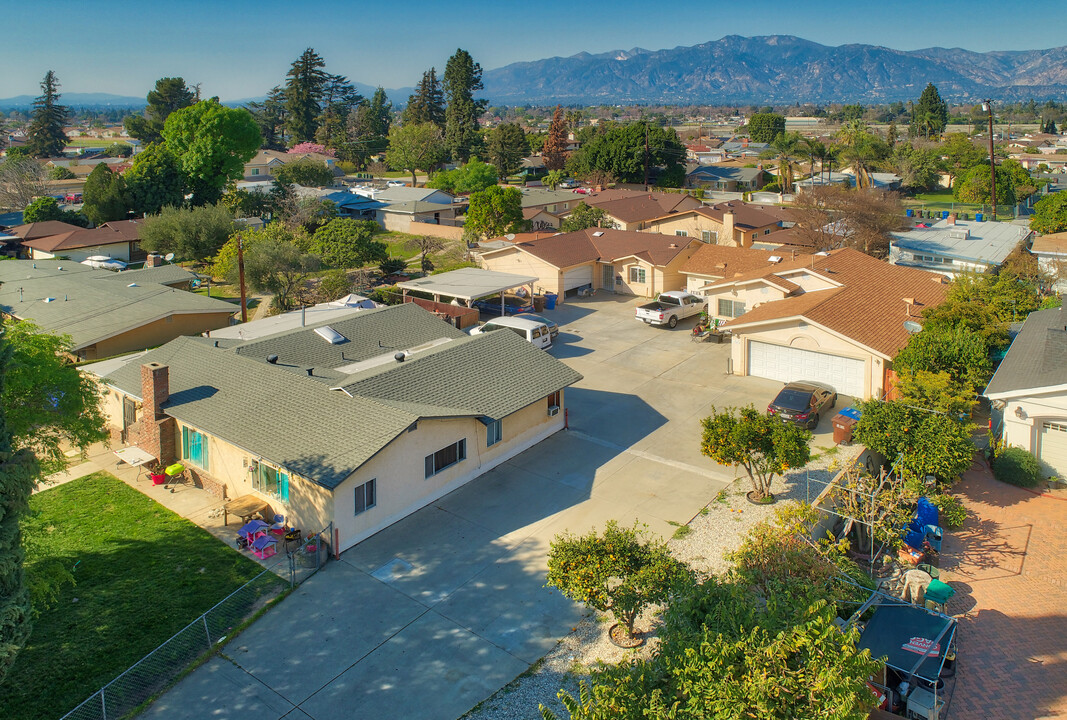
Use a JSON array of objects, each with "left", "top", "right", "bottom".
[{"left": 142, "top": 295, "right": 785, "bottom": 720}]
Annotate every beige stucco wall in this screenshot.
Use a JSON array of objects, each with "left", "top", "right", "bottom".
[
  {"left": 648, "top": 214, "right": 725, "bottom": 243},
  {"left": 82, "top": 311, "right": 236, "bottom": 361},
  {"left": 729, "top": 319, "right": 883, "bottom": 399},
  {"left": 704, "top": 284, "right": 790, "bottom": 320},
  {"left": 408, "top": 221, "right": 465, "bottom": 241},
  {"left": 331, "top": 393, "right": 566, "bottom": 551},
  {"left": 382, "top": 213, "right": 414, "bottom": 233},
  {"left": 996, "top": 392, "right": 1067, "bottom": 477},
  {"left": 480, "top": 248, "right": 567, "bottom": 297},
  {"left": 31, "top": 243, "right": 132, "bottom": 263}
]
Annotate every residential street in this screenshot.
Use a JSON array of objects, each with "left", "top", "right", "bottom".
[{"left": 139, "top": 295, "right": 827, "bottom": 720}]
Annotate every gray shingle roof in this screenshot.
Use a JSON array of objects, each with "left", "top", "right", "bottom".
[
  {"left": 985, "top": 306, "right": 1067, "bottom": 397},
  {"left": 0, "top": 259, "right": 235, "bottom": 351},
  {"left": 101, "top": 304, "right": 582, "bottom": 490},
  {"left": 96, "top": 264, "right": 197, "bottom": 287}
]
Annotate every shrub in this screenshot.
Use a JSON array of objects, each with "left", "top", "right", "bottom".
[
  {"left": 992, "top": 447, "right": 1043, "bottom": 488},
  {"left": 928, "top": 493, "right": 967, "bottom": 529},
  {"left": 318, "top": 269, "right": 351, "bottom": 301},
  {"left": 379, "top": 257, "right": 408, "bottom": 275},
  {"left": 369, "top": 285, "right": 403, "bottom": 305}
]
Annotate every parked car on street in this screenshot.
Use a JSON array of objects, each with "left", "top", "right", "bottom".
[
  {"left": 636, "top": 291, "right": 706, "bottom": 328},
  {"left": 767, "top": 381, "right": 837, "bottom": 430}
]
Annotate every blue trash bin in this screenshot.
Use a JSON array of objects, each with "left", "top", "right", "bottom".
[
  {"left": 544, "top": 293, "right": 557, "bottom": 310},
  {"left": 975, "top": 212, "right": 984, "bottom": 222},
  {"left": 942, "top": 210, "right": 950, "bottom": 219},
  {"left": 906, "top": 209, "right": 913, "bottom": 217}
]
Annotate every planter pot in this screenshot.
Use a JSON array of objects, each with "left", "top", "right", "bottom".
[
  {"left": 745, "top": 491, "right": 776, "bottom": 505},
  {"left": 608, "top": 623, "right": 644, "bottom": 648},
  {"left": 150, "top": 474, "right": 167, "bottom": 485}
]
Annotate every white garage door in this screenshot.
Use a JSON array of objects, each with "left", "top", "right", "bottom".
[
  {"left": 747, "top": 341, "right": 866, "bottom": 398},
  {"left": 562, "top": 265, "right": 593, "bottom": 291},
  {"left": 1040, "top": 421, "right": 1067, "bottom": 478}
]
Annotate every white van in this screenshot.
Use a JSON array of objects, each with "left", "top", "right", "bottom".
[{"left": 470, "top": 316, "right": 553, "bottom": 349}]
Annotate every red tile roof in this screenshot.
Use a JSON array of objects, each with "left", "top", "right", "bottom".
[
  {"left": 19, "top": 219, "right": 143, "bottom": 253},
  {"left": 721, "top": 248, "right": 949, "bottom": 358}
]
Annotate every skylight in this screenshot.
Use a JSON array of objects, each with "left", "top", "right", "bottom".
[{"left": 314, "top": 325, "right": 348, "bottom": 345}]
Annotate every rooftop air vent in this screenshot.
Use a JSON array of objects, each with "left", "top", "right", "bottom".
[
  {"left": 768, "top": 255, "right": 783, "bottom": 263},
  {"left": 314, "top": 325, "right": 348, "bottom": 345},
  {"left": 394, "top": 352, "right": 406, "bottom": 363},
  {"left": 43, "top": 297, "right": 55, "bottom": 303},
  {"left": 127, "top": 283, "right": 139, "bottom": 287},
  {"left": 592, "top": 231, "right": 605, "bottom": 237},
  {"left": 266, "top": 354, "right": 279, "bottom": 364}
]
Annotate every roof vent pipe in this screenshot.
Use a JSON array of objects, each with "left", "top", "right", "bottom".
[
  {"left": 394, "top": 352, "right": 406, "bottom": 363},
  {"left": 306, "top": 368, "right": 314, "bottom": 377},
  {"left": 266, "top": 354, "right": 279, "bottom": 364}
]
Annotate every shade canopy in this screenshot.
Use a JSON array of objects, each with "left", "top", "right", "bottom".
[
  {"left": 396, "top": 267, "right": 538, "bottom": 302},
  {"left": 858, "top": 603, "right": 955, "bottom": 683}
]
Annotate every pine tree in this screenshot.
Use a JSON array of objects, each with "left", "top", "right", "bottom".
[
  {"left": 25, "top": 71, "right": 70, "bottom": 158},
  {"left": 314, "top": 74, "right": 361, "bottom": 150},
  {"left": 912, "top": 83, "right": 948, "bottom": 139},
  {"left": 82, "top": 164, "right": 128, "bottom": 225},
  {"left": 443, "top": 49, "right": 487, "bottom": 163},
  {"left": 124, "top": 77, "right": 195, "bottom": 144},
  {"left": 0, "top": 322, "right": 39, "bottom": 683},
  {"left": 402, "top": 68, "right": 445, "bottom": 129},
  {"left": 542, "top": 106, "right": 569, "bottom": 171},
  {"left": 487, "top": 122, "right": 529, "bottom": 178},
  {"left": 284, "top": 48, "right": 329, "bottom": 144},
  {"left": 247, "top": 86, "right": 288, "bottom": 150}
]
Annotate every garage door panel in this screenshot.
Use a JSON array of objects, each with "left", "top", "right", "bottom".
[
  {"left": 747, "top": 341, "right": 865, "bottom": 397},
  {"left": 563, "top": 266, "right": 593, "bottom": 290},
  {"left": 1040, "top": 422, "right": 1067, "bottom": 478}
]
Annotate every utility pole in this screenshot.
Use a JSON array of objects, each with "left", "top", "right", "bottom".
[
  {"left": 237, "top": 235, "right": 248, "bottom": 323},
  {"left": 644, "top": 122, "right": 650, "bottom": 191},
  {"left": 983, "top": 100, "right": 997, "bottom": 221}
]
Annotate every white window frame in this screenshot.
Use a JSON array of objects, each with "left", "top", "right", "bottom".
[
  {"left": 675, "top": 230, "right": 688, "bottom": 237},
  {"left": 717, "top": 298, "right": 746, "bottom": 318},
  {"left": 354, "top": 478, "right": 376, "bottom": 515},
  {"left": 628, "top": 267, "right": 646, "bottom": 284}
]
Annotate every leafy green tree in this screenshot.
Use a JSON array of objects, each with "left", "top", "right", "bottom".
[
  {"left": 894, "top": 323, "right": 992, "bottom": 392},
  {"left": 386, "top": 122, "right": 447, "bottom": 187},
  {"left": 761, "top": 131, "right": 802, "bottom": 191},
  {"left": 486, "top": 122, "right": 528, "bottom": 178},
  {"left": 0, "top": 323, "right": 38, "bottom": 684},
  {"left": 21, "top": 196, "right": 88, "bottom": 227},
  {"left": 311, "top": 218, "right": 387, "bottom": 268},
  {"left": 464, "top": 184, "right": 524, "bottom": 241},
  {"left": 546, "top": 520, "right": 691, "bottom": 638},
  {"left": 568, "top": 122, "right": 685, "bottom": 187},
  {"left": 402, "top": 68, "right": 445, "bottom": 128},
  {"left": 940, "top": 132, "right": 986, "bottom": 187},
  {"left": 274, "top": 157, "right": 335, "bottom": 187},
  {"left": 284, "top": 48, "right": 330, "bottom": 143},
  {"left": 746, "top": 112, "right": 785, "bottom": 143},
  {"left": 426, "top": 157, "right": 497, "bottom": 194},
  {"left": 221, "top": 187, "right": 278, "bottom": 219},
  {"left": 25, "top": 71, "right": 70, "bottom": 158},
  {"left": 834, "top": 121, "right": 889, "bottom": 189},
  {"left": 162, "top": 99, "right": 261, "bottom": 205},
  {"left": 124, "top": 77, "right": 196, "bottom": 144},
  {"left": 895, "top": 369, "right": 979, "bottom": 417},
  {"left": 124, "top": 143, "right": 185, "bottom": 216},
  {"left": 231, "top": 227, "right": 321, "bottom": 311},
  {"left": 560, "top": 202, "right": 614, "bottom": 232},
  {"left": 911, "top": 83, "right": 949, "bottom": 139},
  {"left": 344, "top": 87, "right": 392, "bottom": 165},
  {"left": 443, "top": 49, "right": 487, "bottom": 163},
  {"left": 82, "top": 164, "right": 128, "bottom": 225},
  {"left": 700, "top": 406, "right": 811, "bottom": 500},
  {"left": 1000, "top": 158, "right": 1036, "bottom": 202},
  {"left": 139, "top": 203, "right": 236, "bottom": 262},
  {"left": 246, "top": 86, "right": 288, "bottom": 151},
  {"left": 953, "top": 163, "right": 1015, "bottom": 206},
  {"left": 543, "top": 106, "right": 570, "bottom": 171},
  {"left": 102, "top": 142, "right": 133, "bottom": 158},
  {"left": 47, "top": 166, "right": 75, "bottom": 180},
  {"left": 891, "top": 143, "right": 942, "bottom": 191},
  {"left": 318, "top": 268, "right": 351, "bottom": 301},
  {"left": 854, "top": 400, "right": 974, "bottom": 482},
  {"left": 543, "top": 169, "right": 565, "bottom": 190},
  {"left": 1030, "top": 191, "right": 1067, "bottom": 234}
]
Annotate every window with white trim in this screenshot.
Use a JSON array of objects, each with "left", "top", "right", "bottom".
[
  {"left": 354, "top": 478, "right": 376, "bottom": 515},
  {"left": 548, "top": 390, "right": 561, "bottom": 412},
  {"left": 717, "top": 298, "right": 746, "bottom": 318},
  {"left": 425, "top": 439, "right": 466, "bottom": 478},
  {"left": 250, "top": 460, "right": 290, "bottom": 503},
  {"left": 486, "top": 419, "right": 502, "bottom": 447},
  {"left": 181, "top": 426, "right": 208, "bottom": 471},
  {"left": 675, "top": 230, "right": 688, "bottom": 237},
  {"left": 628, "top": 267, "right": 646, "bottom": 283},
  {"left": 702, "top": 230, "right": 717, "bottom": 243}
]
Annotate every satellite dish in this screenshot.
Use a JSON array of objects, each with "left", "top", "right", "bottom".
[
  {"left": 903, "top": 320, "right": 923, "bottom": 334},
  {"left": 164, "top": 253, "right": 175, "bottom": 262}
]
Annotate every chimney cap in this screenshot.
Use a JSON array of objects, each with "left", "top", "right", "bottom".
[
  {"left": 394, "top": 352, "right": 406, "bottom": 363},
  {"left": 266, "top": 354, "right": 279, "bottom": 364}
]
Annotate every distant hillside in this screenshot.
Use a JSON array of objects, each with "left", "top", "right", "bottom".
[
  {"left": 481, "top": 35, "right": 1067, "bottom": 104},
  {"left": 0, "top": 92, "right": 146, "bottom": 109}
]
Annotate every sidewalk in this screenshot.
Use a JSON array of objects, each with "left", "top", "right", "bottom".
[{"left": 941, "top": 455, "right": 1067, "bottom": 720}]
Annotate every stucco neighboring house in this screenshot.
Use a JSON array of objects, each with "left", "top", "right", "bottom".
[
  {"left": 0, "top": 259, "right": 236, "bottom": 360},
  {"left": 519, "top": 188, "right": 586, "bottom": 216},
  {"left": 685, "top": 165, "right": 769, "bottom": 191},
  {"left": 1009, "top": 153, "right": 1067, "bottom": 172},
  {"left": 647, "top": 201, "right": 786, "bottom": 247},
  {"left": 478, "top": 228, "right": 701, "bottom": 301},
  {"left": 89, "top": 303, "right": 582, "bottom": 553},
  {"left": 523, "top": 207, "right": 560, "bottom": 231},
  {"left": 680, "top": 244, "right": 809, "bottom": 295},
  {"left": 581, "top": 193, "right": 702, "bottom": 232},
  {"left": 706, "top": 248, "right": 948, "bottom": 399},
  {"left": 985, "top": 304, "right": 1067, "bottom": 480},
  {"left": 18, "top": 219, "right": 147, "bottom": 263},
  {"left": 1031, "top": 232, "right": 1067, "bottom": 292},
  {"left": 889, "top": 216, "right": 1033, "bottom": 277},
  {"left": 378, "top": 200, "right": 459, "bottom": 233},
  {"left": 242, "top": 149, "right": 341, "bottom": 182}
]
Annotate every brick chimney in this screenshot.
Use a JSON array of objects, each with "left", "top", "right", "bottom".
[
  {"left": 723, "top": 211, "right": 738, "bottom": 247},
  {"left": 946, "top": 214, "right": 957, "bottom": 226},
  {"left": 137, "top": 362, "right": 176, "bottom": 464},
  {"left": 144, "top": 254, "right": 162, "bottom": 268}
]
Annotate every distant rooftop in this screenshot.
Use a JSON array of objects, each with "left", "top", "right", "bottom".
[{"left": 891, "top": 218, "right": 1033, "bottom": 266}]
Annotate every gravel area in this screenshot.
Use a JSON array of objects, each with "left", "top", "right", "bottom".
[{"left": 461, "top": 443, "right": 862, "bottom": 720}]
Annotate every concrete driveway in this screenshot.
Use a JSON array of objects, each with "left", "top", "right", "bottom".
[{"left": 143, "top": 294, "right": 843, "bottom": 720}]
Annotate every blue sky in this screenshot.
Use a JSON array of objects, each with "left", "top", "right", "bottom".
[{"left": 5, "top": 0, "right": 1067, "bottom": 100}]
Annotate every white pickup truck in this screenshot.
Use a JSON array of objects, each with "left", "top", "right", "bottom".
[{"left": 635, "top": 291, "right": 706, "bottom": 328}]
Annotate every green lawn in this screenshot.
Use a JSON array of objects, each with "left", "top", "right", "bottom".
[
  {"left": 193, "top": 282, "right": 259, "bottom": 308},
  {"left": 1, "top": 473, "right": 285, "bottom": 720},
  {"left": 905, "top": 191, "right": 1014, "bottom": 221},
  {"left": 64, "top": 137, "right": 126, "bottom": 148}
]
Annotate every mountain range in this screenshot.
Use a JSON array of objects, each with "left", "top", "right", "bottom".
[
  {"left": 3, "top": 36, "right": 1066, "bottom": 110},
  {"left": 479, "top": 35, "right": 1067, "bottom": 105}
]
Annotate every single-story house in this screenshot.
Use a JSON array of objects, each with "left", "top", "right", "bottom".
[
  {"left": 646, "top": 201, "right": 785, "bottom": 247},
  {"left": 319, "top": 191, "right": 387, "bottom": 222},
  {"left": 1031, "top": 232, "right": 1067, "bottom": 293},
  {"left": 889, "top": 216, "right": 1033, "bottom": 277},
  {"left": 705, "top": 248, "right": 948, "bottom": 399},
  {"left": 680, "top": 244, "right": 808, "bottom": 295},
  {"left": 685, "top": 165, "right": 770, "bottom": 191},
  {"left": 793, "top": 170, "right": 902, "bottom": 192},
  {"left": 243, "top": 149, "right": 340, "bottom": 182},
  {"left": 1010, "top": 153, "right": 1067, "bottom": 172},
  {"left": 0, "top": 259, "right": 236, "bottom": 360},
  {"left": 479, "top": 228, "right": 701, "bottom": 301},
  {"left": 18, "top": 219, "right": 146, "bottom": 263},
  {"left": 378, "top": 200, "right": 459, "bottom": 233},
  {"left": 985, "top": 303, "right": 1067, "bottom": 480},
  {"left": 350, "top": 186, "right": 455, "bottom": 206},
  {"left": 524, "top": 207, "right": 561, "bottom": 231},
  {"left": 581, "top": 192, "right": 702, "bottom": 232},
  {"left": 90, "top": 303, "right": 582, "bottom": 552},
  {"left": 519, "top": 188, "right": 587, "bottom": 216}
]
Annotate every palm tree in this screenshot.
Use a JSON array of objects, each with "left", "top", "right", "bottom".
[
  {"left": 835, "top": 121, "right": 888, "bottom": 190},
  {"left": 799, "top": 137, "right": 829, "bottom": 184},
  {"left": 761, "top": 131, "right": 802, "bottom": 192}
]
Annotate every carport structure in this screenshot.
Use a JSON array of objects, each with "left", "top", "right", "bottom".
[{"left": 397, "top": 267, "right": 538, "bottom": 315}]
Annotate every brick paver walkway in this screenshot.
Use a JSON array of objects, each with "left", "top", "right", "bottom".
[{"left": 941, "top": 455, "right": 1067, "bottom": 720}]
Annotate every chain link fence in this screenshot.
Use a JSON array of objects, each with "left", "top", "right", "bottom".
[{"left": 60, "top": 522, "right": 333, "bottom": 720}]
